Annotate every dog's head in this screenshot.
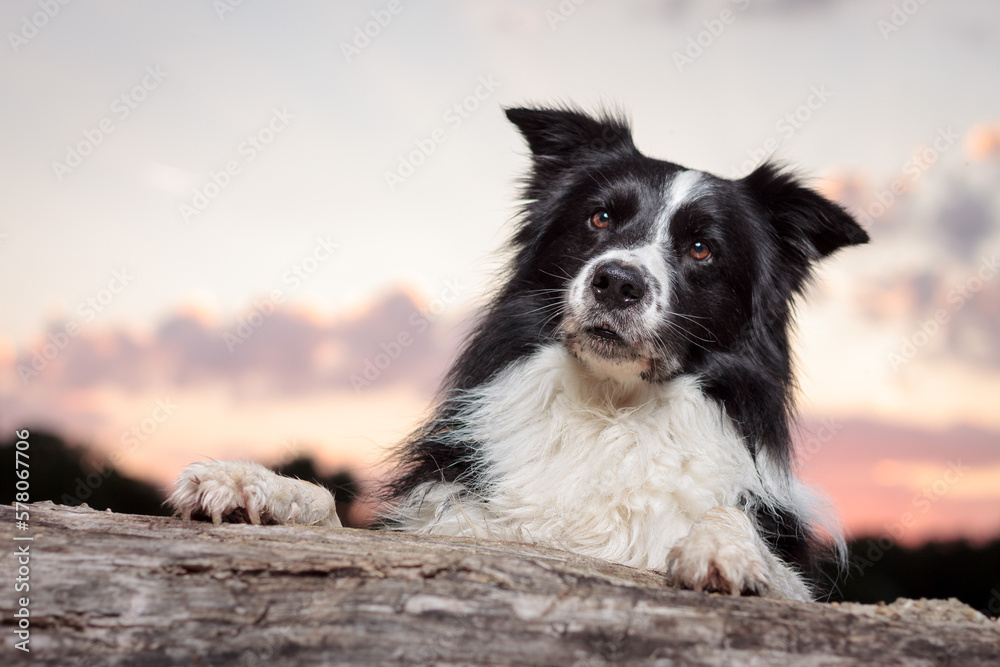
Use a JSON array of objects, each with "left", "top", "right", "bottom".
[{"left": 505, "top": 106, "right": 869, "bottom": 384}]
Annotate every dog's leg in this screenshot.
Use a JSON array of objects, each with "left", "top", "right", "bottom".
[
  {"left": 168, "top": 460, "right": 341, "bottom": 527},
  {"left": 665, "top": 506, "right": 811, "bottom": 601}
]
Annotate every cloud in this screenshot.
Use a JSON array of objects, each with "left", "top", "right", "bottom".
[
  {"left": 826, "top": 124, "right": 1000, "bottom": 254},
  {"left": 942, "top": 274, "right": 1000, "bottom": 368},
  {"left": 934, "top": 182, "right": 995, "bottom": 259},
  {"left": 820, "top": 127, "right": 1000, "bottom": 372},
  {"left": 7, "top": 288, "right": 467, "bottom": 400},
  {"left": 849, "top": 260, "right": 1000, "bottom": 368}
]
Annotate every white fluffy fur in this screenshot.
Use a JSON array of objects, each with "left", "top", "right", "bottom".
[
  {"left": 169, "top": 460, "right": 340, "bottom": 527},
  {"left": 392, "top": 343, "right": 812, "bottom": 598},
  {"left": 666, "top": 506, "right": 811, "bottom": 601}
]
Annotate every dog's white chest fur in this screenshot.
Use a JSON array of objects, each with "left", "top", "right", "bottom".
[{"left": 398, "top": 344, "right": 765, "bottom": 569}]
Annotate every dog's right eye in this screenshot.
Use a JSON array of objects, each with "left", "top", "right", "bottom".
[
  {"left": 591, "top": 210, "right": 611, "bottom": 229},
  {"left": 689, "top": 241, "right": 711, "bottom": 260}
]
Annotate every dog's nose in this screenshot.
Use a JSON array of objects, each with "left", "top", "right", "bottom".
[{"left": 590, "top": 261, "right": 646, "bottom": 309}]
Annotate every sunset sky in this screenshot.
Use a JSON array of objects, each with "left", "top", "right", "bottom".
[{"left": 2, "top": 0, "right": 998, "bottom": 545}]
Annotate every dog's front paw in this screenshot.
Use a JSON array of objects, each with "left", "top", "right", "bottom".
[
  {"left": 665, "top": 506, "right": 770, "bottom": 597},
  {"left": 168, "top": 460, "right": 341, "bottom": 527}
]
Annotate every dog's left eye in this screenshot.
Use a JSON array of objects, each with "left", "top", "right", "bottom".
[
  {"left": 591, "top": 210, "right": 611, "bottom": 229},
  {"left": 689, "top": 241, "right": 711, "bottom": 260}
]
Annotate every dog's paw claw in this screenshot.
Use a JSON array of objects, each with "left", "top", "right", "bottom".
[
  {"left": 665, "top": 506, "right": 772, "bottom": 597},
  {"left": 167, "top": 460, "right": 341, "bottom": 528}
]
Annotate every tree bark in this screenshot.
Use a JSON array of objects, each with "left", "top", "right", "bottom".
[{"left": 2, "top": 502, "right": 997, "bottom": 666}]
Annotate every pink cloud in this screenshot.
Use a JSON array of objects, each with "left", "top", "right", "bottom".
[{"left": 7, "top": 288, "right": 467, "bottom": 399}]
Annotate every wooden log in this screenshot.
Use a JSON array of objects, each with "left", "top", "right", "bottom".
[{"left": 2, "top": 502, "right": 997, "bottom": 665}]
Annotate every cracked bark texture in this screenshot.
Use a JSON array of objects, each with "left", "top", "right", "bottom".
[{"left": 2, "top": 502, "right": 998, "bottom": 666}]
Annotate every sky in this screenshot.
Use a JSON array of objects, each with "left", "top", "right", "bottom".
[{"left": 1, "top": 0, "right": 998, "bottom": 545}]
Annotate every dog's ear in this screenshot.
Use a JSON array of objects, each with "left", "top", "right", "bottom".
[
  {"left": 744, "top": 163, "right": 869, "bottom": 259},
  {"left": 504, "top": 107, "right": 634, "bottom": 160}
]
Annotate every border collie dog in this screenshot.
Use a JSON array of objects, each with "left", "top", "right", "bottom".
[{"left": 170, "top": 107, "right": 868, "bottom": 601}]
